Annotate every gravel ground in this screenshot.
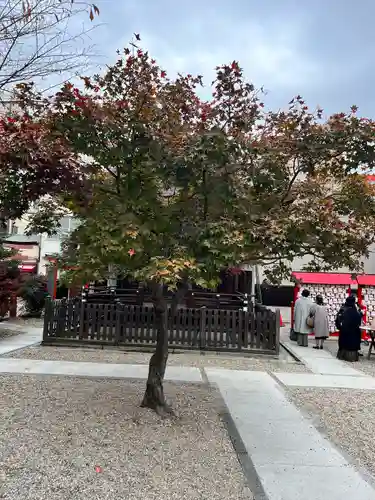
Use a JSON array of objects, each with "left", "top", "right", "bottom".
[
  {"left": 0, "top": 376, "right": 253, "bottom": 500},
  {"left": 0, "top": 328, "right": 22, "bottom": 339},
  {"left": 323, "top": 340, "right": 375, "bottom": 377},
  {"left": 3, "top": 345, "right": 310, "bottom": 373},
  {"left": 287, "top": 387, "right": 375, "bottom": 477}
]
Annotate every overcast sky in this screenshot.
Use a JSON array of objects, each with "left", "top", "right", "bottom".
[{"left": 87, "top": 0, "right": 374, "bottom": 117}]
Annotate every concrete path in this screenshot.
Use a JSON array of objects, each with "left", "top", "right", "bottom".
[
  {"left": 0, "top": 357, "right": 202, "bottom": 382},
  {"left": 283, "top": 338, "right": 366, "bottom": 376},
  {"left": 0, "top": 325, "right": 42, "bottom": 355},
  {"left": 206, "top": 368, "right": 375, "bottom": 500},
  {"left": 275, "top": 372, "right": 375, "bottom": 390}
]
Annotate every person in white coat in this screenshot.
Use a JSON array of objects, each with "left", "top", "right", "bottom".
[{"left": 293, "top": 289, "right": 313, "bottom": 346}]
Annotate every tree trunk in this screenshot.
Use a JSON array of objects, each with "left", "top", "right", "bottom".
[{"left": 141, "top": 282, "right": 172, "bottom": 416}]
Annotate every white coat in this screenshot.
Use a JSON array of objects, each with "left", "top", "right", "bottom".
[{"left": 294, "top": 296, "right": 313, "bottom": 334}]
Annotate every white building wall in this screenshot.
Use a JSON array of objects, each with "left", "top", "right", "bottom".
[
  {"left": 10, "top": 210, "right": 76, "bottom": 276},
  {"left": 363, "top": 244, "right": 375, "bottom": 274},
  {"left": 38, "top": 236, "right": 62, "bottom": 275}
]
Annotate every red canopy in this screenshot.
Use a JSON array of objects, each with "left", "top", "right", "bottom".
[
  {"left": 292, "top": 272, "right": 356, "bottom": 285},
  {"left": 356, "top": 275, "right": 375, "bottom": 286}
]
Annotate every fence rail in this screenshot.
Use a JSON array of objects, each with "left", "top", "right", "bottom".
[
  {"left": 43, "top": 299, "right": 280, "bottom": 354},
  {"left": 82, "top": 287, "right": 249, "bottom": 310}
]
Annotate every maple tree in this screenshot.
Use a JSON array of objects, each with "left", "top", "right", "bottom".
[
  {"left": 0, "top": 85, "right": 85, "bottom": 317},
  {"left": 22, "top": 39, "right": 375, "bottom": 413},
  {"left": 0, "top": 89, "right": 85, "bottom": 231}
]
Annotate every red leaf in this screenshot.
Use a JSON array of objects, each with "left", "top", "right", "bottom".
[
  {"left": 160, "top": 70, "right": 166, "bottom": 78},
  {"left": 89, "top": 8, "right": 94, "bottom": 21},
  {"left": 117, "top": 100, "right": 128, "bottom": 109}
]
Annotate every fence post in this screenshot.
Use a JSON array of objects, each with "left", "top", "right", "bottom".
[
  {"left": 43, "top": 298, "right": 53, "bottom": 341},
  {"left": 200, "top": 306, "right": 207, "bottom": 349},
  {"left": 216, "top": 294, "right": 220, "bottom": 309},
  {"left": 243, "top": 293, "right": 248, "bottom": 311},
  {"left": 114, "top": 302, "right": 122, "bottom": 345},
  {"left": 56, "top": 298, "right": 67, "bottom": 337},
  {"left": 275, "top": 309, "right": 281, "bottom": 354},
  {"left": 79, "top": 292, "right": 87, "bottom": 339}
]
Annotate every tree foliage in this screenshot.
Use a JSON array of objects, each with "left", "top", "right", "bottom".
[
  {"left": 0, "top": 83, "right": 84, "bottom": 228},
  {"left": 35, "top": 43, "right": 375, "bottom": 284},
  {"left": 17, "top": 38, "right": 375, "bottom": 412}
]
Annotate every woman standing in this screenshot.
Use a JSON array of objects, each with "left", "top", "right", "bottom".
[
  {"left": 293, "top": 289, "right": 313, "bottom": 346},
  {"left": 336, "top": 295, "right": 362, "bottom": 362},
  {"left": 310, "top": 295, "right": 329, "bottom": 350}
]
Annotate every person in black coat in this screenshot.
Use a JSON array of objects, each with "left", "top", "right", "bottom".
[{"left": 336, "top": 295, "right": 362, "bottom": 362}]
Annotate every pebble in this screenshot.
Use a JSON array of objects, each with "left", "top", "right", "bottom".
[
  {"left": 287, "top": 387, "right": 375, "bottom": 478},
  {"left": 0, "top": 376, "right": 253, "bottom": 499}
]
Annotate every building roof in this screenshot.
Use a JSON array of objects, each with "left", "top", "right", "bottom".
[
  {"left": 292, "top": 272, "right": 356, "bottom": 285},
  {"left": 356, "top": 275, "right": 375, "bottom": 286}
]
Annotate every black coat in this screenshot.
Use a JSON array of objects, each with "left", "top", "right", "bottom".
[{"left": 336, "top": 305, "right": 362, "bottom": 351}]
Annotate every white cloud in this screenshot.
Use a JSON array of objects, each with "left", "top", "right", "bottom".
[{"left": 115, "top": 19, "right": 320, "bottom": 98}]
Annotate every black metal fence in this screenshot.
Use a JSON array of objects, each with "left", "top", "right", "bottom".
[{"left": 43, "top": 299, "right": 280, "bottom": 354}]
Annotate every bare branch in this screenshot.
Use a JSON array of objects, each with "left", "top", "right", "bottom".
[{"left": 0, "top": 0, "right": 101, "bottom": 95}]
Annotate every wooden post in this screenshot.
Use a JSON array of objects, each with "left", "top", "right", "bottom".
[
  {"left": 79, "top": 288, "right": 87, "bottom": 339},
  {"left": 275, "top": 309, "right": 281, "bottom": 355},
  {"left": 43, "top": 298, "right": 52, "bottom": 341},
  {"left": 114, "top": 302, "right": 122, "bottom": 345},
  {"left": 56, "top": 298, "right": 67, "bottom": 337},
  {"left": 9, "top": 293, "right": 17, "bottom": 318},
  {"left": 200, "top": 306, "right": 207, "bottom": 349},
  {"left": 216, "top": 294, "right": 220, "bottom": 309}
]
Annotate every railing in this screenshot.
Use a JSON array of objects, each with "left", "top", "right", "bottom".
[
  {"left": 82, "top": 286, "right": 250, "bottom": 310},
  {"left": 43, "top": 299, "right": 280, "bottom": 354}
]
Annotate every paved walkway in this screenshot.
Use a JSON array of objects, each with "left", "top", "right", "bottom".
[
  {"left": 207, "top": 369, "right": 375, "bottom": 500},
  {"left": 282, "top": 334, "right": 366, "bottom": 376},
  {"left": 0, "top": 357, "right": 202, "bottom": 382},
  {"left": 0, "top": 325, "right": 42, "bottom": 355}
]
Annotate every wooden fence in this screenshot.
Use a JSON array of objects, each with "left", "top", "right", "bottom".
[
  {"left": 82, "top": 286, "right": 249, "bottom": 310},
  {"left": 42, "top": 299, "right": 280, "bottom": 354}
]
